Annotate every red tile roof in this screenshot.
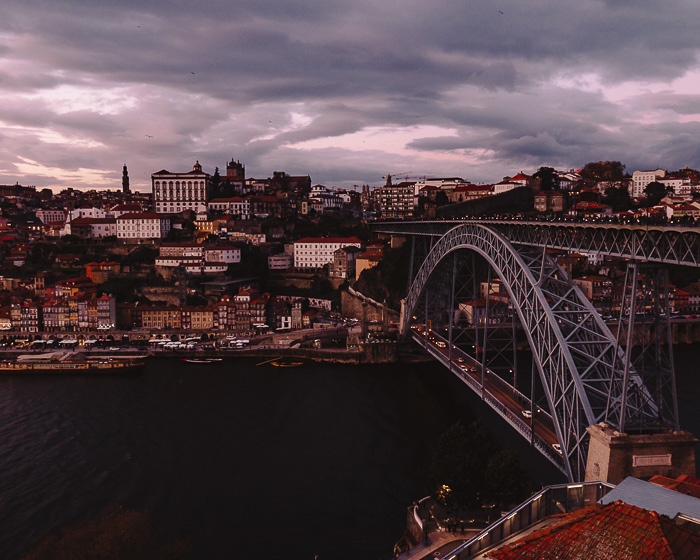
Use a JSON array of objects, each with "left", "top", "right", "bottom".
[
  {"left": 650, "top": 474, "right": 700, "bottom": 499},
  {"left": 487, "top": 501, "right": 700, "bottom": 560}
]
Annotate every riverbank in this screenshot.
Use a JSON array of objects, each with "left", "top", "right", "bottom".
[{"left": 2, "top": 341, "right": 403, "bottom": 365}]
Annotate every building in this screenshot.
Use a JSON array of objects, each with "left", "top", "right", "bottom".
[
  {"left": 207, "top": 197, "right": 250, "bottom": 219},
  {"left": 116, "top": 212, "right": 170, "bottom": 241},
  {"left": 574, "top": 275, "right": 613, "bottom": 303},
  {"left": 534, "top": 191, "right": 565, "bottom": 213},
  {"left": 69, "top": 217, "right": 117, "bottom": 239},
  {"left": 154, "top": 242, "right": 240, "bottom": 277},
  {"left": 293, "top": 236, "right": 363, "bottom": 270},
  {"left": 122, "top": 163, "right": 130, "bottom": 193},
  {"left": 85, "top": 262, "right": 120, "bottom": 284},
  {"left": 140, "top": 305, "right": 182, "bottom": 330},
  {"left": 268, "top": 252, "right": 293, "bottom": 272},
  {"left": 632, "top": 169, "right": 666, "bottom": 198},
  {"left": 354, "top": 250, "right": 382, "bottom": 281},
  {"left": 372, "top": 182, "right": 416, "bottom": 218},
  {"left": 152, "top": 161, "right": 210, "bottom": 214},
  {"left": 35, "top": 209, "right": 67, "bottom": 224},
  {"left": 329, "top": 246, "right": 361, "bottom": 279}
]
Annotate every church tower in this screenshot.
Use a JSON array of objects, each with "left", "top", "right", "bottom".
[{"left": 122, "top": 164, "right": 130, "bottom": 193}]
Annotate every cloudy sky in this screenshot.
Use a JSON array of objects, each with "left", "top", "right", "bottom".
[{"left": 1, "top": 0, "right": 699, "bottom": 192}]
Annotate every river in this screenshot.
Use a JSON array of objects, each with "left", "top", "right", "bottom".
[{"left": 1, "top": 346, "right": 698, "bottom": 559}]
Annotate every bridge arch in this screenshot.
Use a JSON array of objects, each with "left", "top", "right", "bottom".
[{"left": 401, "top": 224, "right": 654, "bottom": 481}]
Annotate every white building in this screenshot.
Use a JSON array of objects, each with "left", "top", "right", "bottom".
[
  {"left": 205, "top": 246, "right": 242, "bottom": 264},
  {"left": 293, "top": 236, "right": 363, "bottom": 270},
  {"left": 155, "top": 243, "right": 241, "bottom": 275},
  {"left": 36, "top": 209, "right": 67, "bottom": 224},
  {"left": 68, "top": 217, "right": 117, "bottom": 238},
  {"left": 116, "top": 212, "right": 170, "bottom": 241},
  {"left": 268, "top": 253, "right": 293, "bottom": 271},
  {"left": 152, "top": 161, "right": 210, "bottom": 214},
  {"left": 207, "top": 197, "right": 251, "bottom": 219},
  {"left": 69, "top": 206, "right": 106, "bottom": 220},
  {"left": 631, "top": 169, "right": 666, "bottom": 198}
]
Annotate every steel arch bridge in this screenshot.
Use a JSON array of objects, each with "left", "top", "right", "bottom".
[{"left": 397, "top": 223, "right": 676, "bottom": 482}]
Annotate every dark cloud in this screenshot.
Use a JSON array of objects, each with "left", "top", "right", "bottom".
[{"left": 0, "top": 0, "right": 698, "bottom": 190}]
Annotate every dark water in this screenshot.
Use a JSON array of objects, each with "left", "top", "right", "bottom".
[{"left": 1, "top": 348, "right": 698, "bottom": 560}]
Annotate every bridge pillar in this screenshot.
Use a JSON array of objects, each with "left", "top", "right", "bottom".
[{"left": 584, "top": 423, "right": 697, "bottom": 485}]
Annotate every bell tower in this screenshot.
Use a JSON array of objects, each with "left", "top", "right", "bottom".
[{"left": 122, "top": 164, "right": 130, "bottom": 193}]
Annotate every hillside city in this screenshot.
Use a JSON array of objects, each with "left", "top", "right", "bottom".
[{"left": 1, "top": 159, "right": 700, "bottom": 344}]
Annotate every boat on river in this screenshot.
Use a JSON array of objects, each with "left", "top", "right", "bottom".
[
  {"left": 180, "top": 358, "right": 222, "bottom": 364},
  {"left": 269, "top": 359, "right": 304, "bottom": 368},
  {"left": 0, "top": 351, "right": 146, "bottom": 375}
]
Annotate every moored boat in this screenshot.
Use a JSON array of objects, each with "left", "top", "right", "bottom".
[
  {"left": 0, "top": 351, "right": 146, "bottom": 375},
  {"left": 269, "top": 359, "right": 304, "bottom": 368},
  {"left": 180, "top": 358, "right": 222, "bottom": 364}
]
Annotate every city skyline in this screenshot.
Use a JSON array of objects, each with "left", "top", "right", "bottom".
[{"left": 1, "top": 0, "right": 699, "bottom": 192}]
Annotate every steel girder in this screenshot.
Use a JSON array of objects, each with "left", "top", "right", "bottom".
[
  {"left": 373, "top": 221, "right": 700, "bottom": 268},
  {"left": 402, "top": 224, "right": 659, "bottom": 482}
]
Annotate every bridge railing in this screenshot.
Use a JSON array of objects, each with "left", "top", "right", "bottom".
[
  {"left": 441, "top": 481, "right": 614, "bottom": 559},
  {"left": 414, "top": 330, "right": 566, "bottom": 471}
]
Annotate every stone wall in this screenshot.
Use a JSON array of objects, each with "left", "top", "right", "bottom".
[{"left": 341, "top": 288, "right": 400, "bottom": 324}]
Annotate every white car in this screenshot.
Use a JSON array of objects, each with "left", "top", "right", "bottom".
[
  {"left": 552, "top": 443, "right": 563, "bottom": 455},
  {"left": 521, "top": 410, "right": 532, "bottom": 419}
]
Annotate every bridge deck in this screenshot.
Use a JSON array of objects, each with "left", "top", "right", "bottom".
[{"left": 411, "top": 326, "right": 566, "bottom": 473}]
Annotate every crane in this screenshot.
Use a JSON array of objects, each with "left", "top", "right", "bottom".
[{"left": 382, "top": 171, "right": 413, "bottom": 186}]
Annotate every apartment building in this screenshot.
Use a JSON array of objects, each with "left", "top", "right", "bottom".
[{"left": 294, "top": 236, "right": 363, "bottom": 270}]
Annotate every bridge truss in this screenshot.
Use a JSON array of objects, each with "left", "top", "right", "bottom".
[{"left": 400, "top": 223, "right": 677, "bottom": 481}]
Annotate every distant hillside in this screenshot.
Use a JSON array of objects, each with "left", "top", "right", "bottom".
[{"left": 437, "top": 186, "right": 534, "bottom": 218}]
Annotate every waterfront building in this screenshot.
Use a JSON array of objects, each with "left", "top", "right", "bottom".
[
  {"left": 180, "top": 305, "right": 215, "bottom": 331},
  {"left": 140, "top": 305, "right": 182, "bottom": 330}
]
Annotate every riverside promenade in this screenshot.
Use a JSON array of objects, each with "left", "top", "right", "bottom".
[{"left": 394, "top": 497, "right": 486, "bottom": 560}]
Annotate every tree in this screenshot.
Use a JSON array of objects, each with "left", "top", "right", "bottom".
[
  {"left": 580, "top": 161, "right": 626, "bottom": 187},
  {"left": 643, "top": 181, "right": 670, "bottom": 206},
  {"left": 532, "top": 167, "right": 560, "bottom": 191},
  {"left": 429, "top": 420, "right": 499, "bottom": 510},
  {"left": 483, "top": 450, "right": 533, "bottom": 508},
  {"left": 601, "top": 185, "right": 632, "bottom": 212},
  {"left": 434, "top": 190, "right": 449, "bottom": 206}
]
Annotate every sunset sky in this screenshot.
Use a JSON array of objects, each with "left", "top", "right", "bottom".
[{"left": 1, "top": 0, "right": 699, "bottom": 191}]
